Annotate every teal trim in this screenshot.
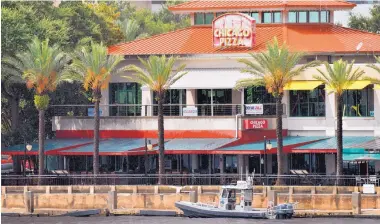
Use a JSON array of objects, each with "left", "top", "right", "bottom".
[
  {"left": 343, "top": 153, "right": 380, "bottom": 161},
  {"left": 296, "top": 137, "right": 375, "bottom": 150}
]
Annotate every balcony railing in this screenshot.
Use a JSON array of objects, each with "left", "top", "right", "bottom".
[{"left": 50, "top": 103, "right": 285, "bottom": 117}]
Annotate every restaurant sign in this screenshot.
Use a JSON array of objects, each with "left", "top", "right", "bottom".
[
  {"left": 213, "top": 13, "right": 256, "bottom": 48},
  {"left": 244, "top": 119, "right": 268, "bottom": 129}
]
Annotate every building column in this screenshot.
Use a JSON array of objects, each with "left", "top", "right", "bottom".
[
  {"left": 325, "top": 91, "right": 336, "bottom": 136},
  {"left": 186, "top": 89, "right": 196, "bottom": 105},
  {"left": 100, "top": 88, "right": 109, "bottom": 116},
  {"left": 219, "top": 155, "right": 224, "bottom": 174},
  {"left": 267, "top": 154, "right": 272, "bottom": 174},
  {"left": 141, "top": 86, "right": 153, "bottom": 116},
  {"left": 237, "top": 154, "right": 244, "bottom": 175},
  {"left": 325, "top": 154, "right": 336, "bottom": 175},
  {"left": 191, "top": 154, "right": 198, "bottom": 172},
  {"left": 232, "top": 89, "right": 242, "bottom": 115},
  {"left": 374, "top": 89, "right": 380, "bottom": 137}
]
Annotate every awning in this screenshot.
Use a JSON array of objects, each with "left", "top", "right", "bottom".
[
  {"left": 2, "top": 139, "right": 93, "bottom": 155},
  {"left": 219, "top": 136, "right": 327, "bottom": 154},
  {"left": 154, "top": 138, "right": 237, "bottom": 154},
  {"left": 58, "top": 138, "right": 158, "bottom": 156},
  {"left": 347, "top": 138, "right": 380, "bottom": 151},
  {"left": 343, "top": 153, "right": 380, "bottom": 161},
  {"left": 284, "top": 81, "right": 323, "bottom": 90},
  {"left": 294, "top": 136, "right": 375, "bottom": 153},
  {"left": 375, "top": 84, "right": 380, "bottom": 90},
  {"left": 345, "top": 81, "right": 371, "bottom": 90},
  {"left": 170, "top": 68, "right": 252, "bottom": 89}
]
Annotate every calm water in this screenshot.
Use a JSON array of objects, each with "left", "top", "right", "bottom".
[{"left": 2, "top": 216, "right": 379, "bottom": 224}]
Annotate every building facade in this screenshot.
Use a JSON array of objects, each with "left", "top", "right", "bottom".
[{"left": 4, "top": 0, "right": 380, "bottom": 176}]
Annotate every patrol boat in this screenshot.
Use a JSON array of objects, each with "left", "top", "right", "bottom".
[{"left": 175, "top": 175, "right": 295, "bottom": 219}]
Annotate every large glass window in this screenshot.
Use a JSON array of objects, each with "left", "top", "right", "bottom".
[
  {"left": 244, "top": 86, "right": 276, "bottom": 115},
  {"left": 197, "top": 89, "right": 232, "bottom": 116},
  {"left": 273, "top": 12, "right": 282, "bottom": 23},
  {"left": 205, "top": 13, "right": 214, "bottom": 24},
  {"left": 262, "top": 12, "right": 272, "bottom": 23},
  {"left": 343, "top": 86, "right": 374, "bottom": 117},
  {"left": 109, "top": 83, "right": 141, "bottom": 116},
  {"left": 250, "top": 12, "right": 260, "bottom": 23},
  {"left": 309, "top": 11, "right": 319, "bottom": 23},
  {"left": 289, "top": 86, "right": 325, "bottom": 117},
  {"left": 153, "top": 89, "right": 186, "bottom": 116},
  {"left": 195, "top": 13, "right": 214, "bottom": 25},
  {"left": 320, "top": 11, "right": 329, "bottom": 23},
  {"left": 298, "top": 11, "right": 307, "bottom": 23},
  {"left": 288, "top": 11, "right": 297, "bottom": 23}
]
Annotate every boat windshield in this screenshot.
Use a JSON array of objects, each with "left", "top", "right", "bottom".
[{"left": 222, "top": 189, "right": 236, "bottom": 199}]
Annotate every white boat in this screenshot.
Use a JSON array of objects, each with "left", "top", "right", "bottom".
[{"left": 175, "top": 175, "right": 295, "bottom": 219}]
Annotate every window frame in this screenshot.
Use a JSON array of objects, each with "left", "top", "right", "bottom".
[{"left": 289, "top": 85, "right": 326, "bottom": 117}]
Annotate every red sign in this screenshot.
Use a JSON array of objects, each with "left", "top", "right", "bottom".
[
  {"left": 212, "top": 13, "right": 256, "bottom": 48},
  {"left": 244, "top": 119, "right": 268, "bottom": 129}
]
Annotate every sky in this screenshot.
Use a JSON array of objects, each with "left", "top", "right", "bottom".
[{"left": 334, "top": 4, "right": 373, "bottom": 27}]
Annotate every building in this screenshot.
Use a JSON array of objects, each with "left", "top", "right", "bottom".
[{"left": 3, "top": 0, "right": 380, "bottom": 176}]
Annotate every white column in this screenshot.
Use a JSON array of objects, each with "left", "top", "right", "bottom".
[
  {"left": 374, "top": 89, "right": 380, "bottom": 137},
  {"left": 219, "top": 155, "right": 224, "bottom": 174},
  {"left": 325, "top": 154, "right": 336, "bottom": 175},
  {"left": 238, "top": 154, "right": 244, "bottom": 175},
  {"left": 186, "top": 89, "right": 196, "bottom": 105},
  {"left": 141, "top": 86, "right": 153, "bottom": 116},
  {"left": 282, "top": 91, "right": 289, "bottom": 116},
  {"left": 63, "top": 156, "right": 67, "bottom": 170},
  {"left": 100, "top": 88, "right": 109, "bottom": 116},
  {"left": 241, "top": 90, "right": 245, "bottom": 115},
  {"left": 232, "top": 89, "right": 241, "bottom": 115},
  {"left": 191, "top": 155, "right": 198, "bottom": 172},
  {"left": 325, "top": 91, "right": 336, "bottom": 136}
]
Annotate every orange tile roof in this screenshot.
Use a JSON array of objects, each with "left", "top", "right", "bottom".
[
  {"left": 169, "top": 0, "right": 355, "bottom": 12},
  {"left": 108, "top": 24, "right": 380, "bottom": 55}
]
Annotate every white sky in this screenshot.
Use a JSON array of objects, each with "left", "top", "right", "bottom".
[{"left": 334, "top": 4, "right": 373, "bottom": 27}]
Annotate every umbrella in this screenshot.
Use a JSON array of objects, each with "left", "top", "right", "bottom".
[{"left": 354, "top": 156, "right": 380, "bottom": 176}]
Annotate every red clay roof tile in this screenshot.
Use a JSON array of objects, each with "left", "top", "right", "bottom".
[{"left": 108, "top": 24, "right": 380, "bottom": 55}]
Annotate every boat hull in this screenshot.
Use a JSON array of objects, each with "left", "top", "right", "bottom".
[{"left": 175, "top": 202, "right": 267, "bottom": 219}]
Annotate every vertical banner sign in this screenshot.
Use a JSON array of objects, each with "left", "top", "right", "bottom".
[{"left": 213, "top": 13, "right": 256, "bottom": 48}]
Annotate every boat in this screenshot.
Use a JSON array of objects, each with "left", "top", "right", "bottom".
[{"left": 175, "top": 175, "right": 295, "bottom": 219}]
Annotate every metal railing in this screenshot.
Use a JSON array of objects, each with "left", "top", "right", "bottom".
[
  {"left": 50, "top": 103, "right": 285, "bottom": 117},
  {"left": 1, "top": 174, "right": 378, "bottom": 186}
]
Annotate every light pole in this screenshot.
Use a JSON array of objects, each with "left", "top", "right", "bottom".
[
  {"left": 23, "top": 142, "right": 33, "bottom": 177},
  {"left": 144, "top": 139, "right": 153, "bottom": 177},
  {"left": 263, "top": 136, "right": 272, "bottom": 185}
]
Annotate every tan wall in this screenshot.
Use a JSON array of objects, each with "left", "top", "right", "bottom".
[{"left": 2, "top": 185, "right": 380, "bottom": 211}]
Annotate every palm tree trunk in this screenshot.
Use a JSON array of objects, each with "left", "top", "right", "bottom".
[
  {"left": 158, "top": 91, "right": 165, "bottom": 185},
  {"left": 336, "top": 94, "right": 343, "bottom": 183},
  {"left": 275, "top": 96, "right": 284, "bottom": 185},
  {"left": 38, "top": 109, "right": 45, "bottom": 184},
  {"left": 93, "top": 91, "right": 101, "bottom": 176}
]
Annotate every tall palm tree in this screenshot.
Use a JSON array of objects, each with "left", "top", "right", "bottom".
[
  {"left": 3, "top": 37, "right": 71, "bottom": 177},
  {"left": 66, "top": 41, "right": 123, "bottom": 175},
  {"left": 313, "top": 59, "right": 365, "bottom": 178},
  {"left": 122, "top": 55, "right": 187, "bottom": 184},
  {"left": 235, "top": 37, "right": 320, "bottom": 185}
]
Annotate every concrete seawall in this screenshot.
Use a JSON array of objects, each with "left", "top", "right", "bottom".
[{"left": 2, "top": 186, "right": 380, "bottom": 212}]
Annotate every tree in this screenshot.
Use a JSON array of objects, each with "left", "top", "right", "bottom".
[
  {"left": 3, "top": 37, "right": 71, "bottom": 177},
  {"left": 66, "top": 42, "right": 123, "bottom": 175},
  {"left": 235, "top": 38, "right": 320, "bottom": 185},
  {"left": 122, "top": 55, "right": 187, "bottom": 184},
  {"left": 349, "top": 5, "right": 380, "bottom": 34},
  {"left": 313, "top": 60, "right": 365, "bottom": 179},
  {"left": 366, "top": 56, "right": 380, "bottom": 84}
]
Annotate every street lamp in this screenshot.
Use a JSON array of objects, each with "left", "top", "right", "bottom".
[
  {"left": 24, "top": 143, "right": 33, "bottom": 176},
  {"left": 263, "top": 136, "right": 272, "bottom": 185},
  {"left": 145, "top": 139, "right": 153, "bottom": 176}
]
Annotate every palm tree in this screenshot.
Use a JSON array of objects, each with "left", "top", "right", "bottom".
[
  {"left": 235, "top": 37, "right": 320, "bottom": 185},
  {"left": 122, "top": 55, "right": 187, "bottom": 184},
  {"left": 366, "top": 56, "right": 380, "bottom": 84},
  {"left": 2, "top": 37, "right": 71, "bottom": 177},
  {"left": 66, "top": 41, "right": 123, "bottom": 175},
  {"left": 313, "top": 59, "right": 365, "bottom": 179}
]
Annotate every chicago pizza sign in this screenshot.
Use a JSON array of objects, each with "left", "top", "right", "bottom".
[{"left": 213, "top": 13, "right": 256, "bottom": 48}]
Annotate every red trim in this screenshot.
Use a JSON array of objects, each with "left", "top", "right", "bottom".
[{"left": 56, "top": 130, "right": 238, "bottom": 139}]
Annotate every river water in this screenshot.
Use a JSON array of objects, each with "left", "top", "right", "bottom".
[{"left": 2, "top": 216, "right": 379, "bottom": 224}]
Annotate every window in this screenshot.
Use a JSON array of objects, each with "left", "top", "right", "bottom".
[
  {"left": 205, "top": 13, "right": 214, "bottom": 24},
  {"left": 309, "top": 11, "right": 319, "bottom": 23},
  {"left": 298, "top": 11, "right": 307, "bottom": 23},
  {"left": 288, "top": 11, "right": 297, "bottom": 23},
  {"left": 263, "top": 12, "right": 272, "bottom": 23},
  {"left": 250, "top": 12, "right": 260, "bottom": 23},
  {"left": 216, "top": 12, "right": 225, "bottom": 17},
  {"left": 153, "top": 89, "right": 186, "bottom": 116},
  {"left": 320, "top": 11, "right": 329, "bottom": 23},
  {"left": 244, "top": 86, "right": 276, "bottom": 115},
  {"left": 273, "top": 12, "right": 282, "bottom": 23},
  {"left": 197, "top": 89, "right": 233, "bottom": 116},
  {"left": 195, "top": 13, "right": 214, "bottom": 25},
  {"left": 195, "top": 13, "right": 205, "bottom": 25},
  {"left": 109, "top": 83, "right": 142, "bottom": 116},
  {"left": 343, "top": 86, "right": 374, "bottom": 117},
  {"left": 289, "top": 85, "right": 325, "bottom": 117}
]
